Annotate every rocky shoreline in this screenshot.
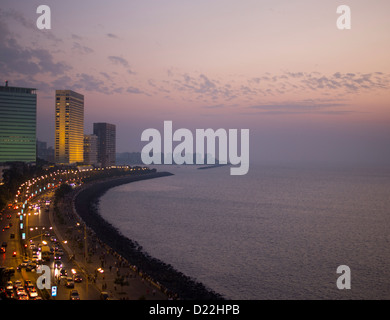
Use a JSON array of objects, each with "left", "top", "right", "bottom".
[{"left": 73, "top": 171, "right": 224, "bottom": 300}]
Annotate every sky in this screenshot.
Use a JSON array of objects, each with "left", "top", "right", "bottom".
[{"left": 1, "top": 0, "right": 390, "bottom": 165}]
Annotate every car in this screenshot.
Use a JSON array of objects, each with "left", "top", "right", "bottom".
[
  {"left": 50, "top": 236, "right": 57, "bottom": 242},
  {"left": 100, "top": 292, "right": 110, "bottom": 300},
  {"left": 54, "top": 254, "right": 61, "bottom": 260},
  {"left": 66, "top": 277, "right": 74, "bottom": 288},
  {"left": 60, "top": 268, "right": 68, "bottom": 279},
  {"left": 69, "top": 289, "right": 80, "bottom": 300},
  {"left": 3, "top": 267, "right": 15, "bottom": 276},
  {"left": 24, "top": 280, "right": 33, "bottom": 288},
  {"left": 18, "top": 292, "right": 29, "bottom": 300},
  {"left": 21, "top": 259, "right": 30, "bottom": 268},
  {"left": 13, "top": 280, "right": 22, "bottom": 290},
  {"left": 16, "top": 287, "right": 27, "bottom": 296},
  {"left": 74, "top": 274, "right": 83, "bottom": 283},
  {"left": 26, "top": 262, "right": 37, "bottom": 271},
  {"left": 12, "top": 251, "right": 17, "bottom": 257},
  {"left": 28, "top": 287, "right": 38, "bottom": 298},
  {"left": 54, "top": 260, "right": 63, "bottom": 269},
  {"left": 6, "top": 281, "right": 13, "bottom": 290},
  {"left": 5, "top": 289, "right": 15, "bottom": 299},
  {"left": 0, "top": 247, "right": 5, "bottom": 253}
]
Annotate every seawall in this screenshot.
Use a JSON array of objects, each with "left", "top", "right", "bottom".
[{"left": 73, "top": 171, "right": 224, "bottom": 300}]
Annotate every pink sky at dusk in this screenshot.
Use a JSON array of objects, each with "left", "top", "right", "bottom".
[{"left": 1, "top": 0, "right": 389, "bottom": 164}]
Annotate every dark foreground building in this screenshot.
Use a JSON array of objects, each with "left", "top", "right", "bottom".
[{"left": 93, "top": 122, "right": 116, "bottom": 167}]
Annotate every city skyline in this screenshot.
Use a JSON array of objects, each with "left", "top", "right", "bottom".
[
  {"left": 0, "top": 1, "right": 389, "bottom": 165},
  {"left": 1, "top": 1, "right": 390, "bottom": 304}
]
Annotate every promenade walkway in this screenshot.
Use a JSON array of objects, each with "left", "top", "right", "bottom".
[{"left": 49, "top": 185, "right": 168, "bottom": 300}]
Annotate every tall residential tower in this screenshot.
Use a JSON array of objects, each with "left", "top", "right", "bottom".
[
  {"left": 83, "top": 134, "right": 98, "bottom": 166},
  {"left": 55, "top": 90, "right": 84, "bottom": 164},
  {"left": 0, "top": 82, "right": 37, "bottom": 163},
  {"left": 93, "top": 122, "right": 116, "bottom": 167}
]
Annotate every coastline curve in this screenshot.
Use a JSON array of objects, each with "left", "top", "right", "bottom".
[{"left": 72, "top": 171, "right": 224, "bottom": 300}]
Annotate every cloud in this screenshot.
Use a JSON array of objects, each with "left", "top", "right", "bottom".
[
  {"left": 148, "top": 79, "right": 170, "bottom": 94},
  {"left": 292, "top": 71, "right": 390, "bottom": 92},
  {"left": 0, "top": 8, "right": 35, "bottom": 29},
  {"left": 0, "top": 21, "right": 71, "bottom": 77},
  {"left": 250, "top": 102, "right": 346, "bottom": 111},
  {"left": 52, "top": 75, "right": 72, "bottom": 87},
  {"left": 146, "top": 68, "right": 389, "bottom": 108},
  {"left": 126, "top": 86, "right": 143, "bottom": 94},
  {"left": 156, "top": 68, "right": 388, "bottom": 107},
  {"left": 126, "top": 86, "right": 151, "bottom": 96},
  {"left": 247, "top": 99, "right": 355, "bottom": 116},
  {"left": 72, "top": 73, "right": 114, "bottom": 94},
  {"left": 108, "top": 55, "right": 135, "bottom": 74},
  {"left": 202, "top": 104, "right": 238, "bottom": 109},
  {"left": 108, "top": 56, "right": 129, "bottom": 67},
  {"left": 286, "top": 72, "right": 304, "bottom": 78},
  {"left": 100, "top": 72, "right": 113, "bottom": 80},
  {"left": 203, "top": 104, "right": 226, "bottom": 109},
  {"left": 71, "top": 34, "right": 83, "bottom": 40},
  {"left": 171, "top": 73, "right": 236, "bottom": 101},
  {"left": 106, "top": 33, "right": 119, "bottom": 39},
  {"left": 0, "top": 8, "right": 62, "bottom": 43},
  {"left": 72, "top": 42, "right": 94, "bottom": 55}
]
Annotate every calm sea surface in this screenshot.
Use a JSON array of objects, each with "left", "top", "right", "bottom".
[{"left": 99, "top": 164, "right": 390, "bottom": 299}]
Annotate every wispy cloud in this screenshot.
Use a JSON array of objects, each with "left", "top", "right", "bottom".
[
  {"left": 108, "top": 56, "right": 129, "bottom": 67},
  {"left": 247, "top": 99, "right": 357, "bottom": 116},
  {"left": 106, "top": 33, "right": 119, "bottom": 39},
  {"left": 0, "top": 8, "right": 62, "bottom": 43},
  {"left": 108, "top": 55, "right": 135, "bottom": 74},
  {"left": 126, "top": 86, "right": 150, "bottom": 96},
  {"left": 147, "top": 69, "right": 390, "bottom": 107},
  {"left": 171, "top": 73, "right": 237, "bottom": 101},
  {"left": 72, "top": 42, "right": 94, "bottom": 55}
]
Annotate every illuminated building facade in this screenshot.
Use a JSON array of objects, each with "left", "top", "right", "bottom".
[
  {"left": 0, "top": 82, "right": 37, "bottom": 163},
  {"left": 55, "top": 90, "right": 84, "bottom": 164}
]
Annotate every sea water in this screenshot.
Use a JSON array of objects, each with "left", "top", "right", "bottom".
[{"left": 99, "top": 164, "right": 390, "bottom": 299}]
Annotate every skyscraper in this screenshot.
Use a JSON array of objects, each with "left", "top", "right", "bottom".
[
  {"left": 55, "top": 90, "right": 84, "bottom": 164},
  {"left": 83, "top": 134, "right": 98, "bottom": 166},
  {"left": 93, "top": 122, "right": 116, "bottom": 167},
  {"left": 0, "top": 82, "right": 37, "bottom": 163}
]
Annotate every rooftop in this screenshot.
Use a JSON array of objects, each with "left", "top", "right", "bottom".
[{"left": 0, "top": 82, "right": 37, "bottom": 95}]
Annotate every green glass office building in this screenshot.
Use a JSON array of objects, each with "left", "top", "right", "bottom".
[{"left": 0, "top": 83, "right": 37, "bottom": 163}]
